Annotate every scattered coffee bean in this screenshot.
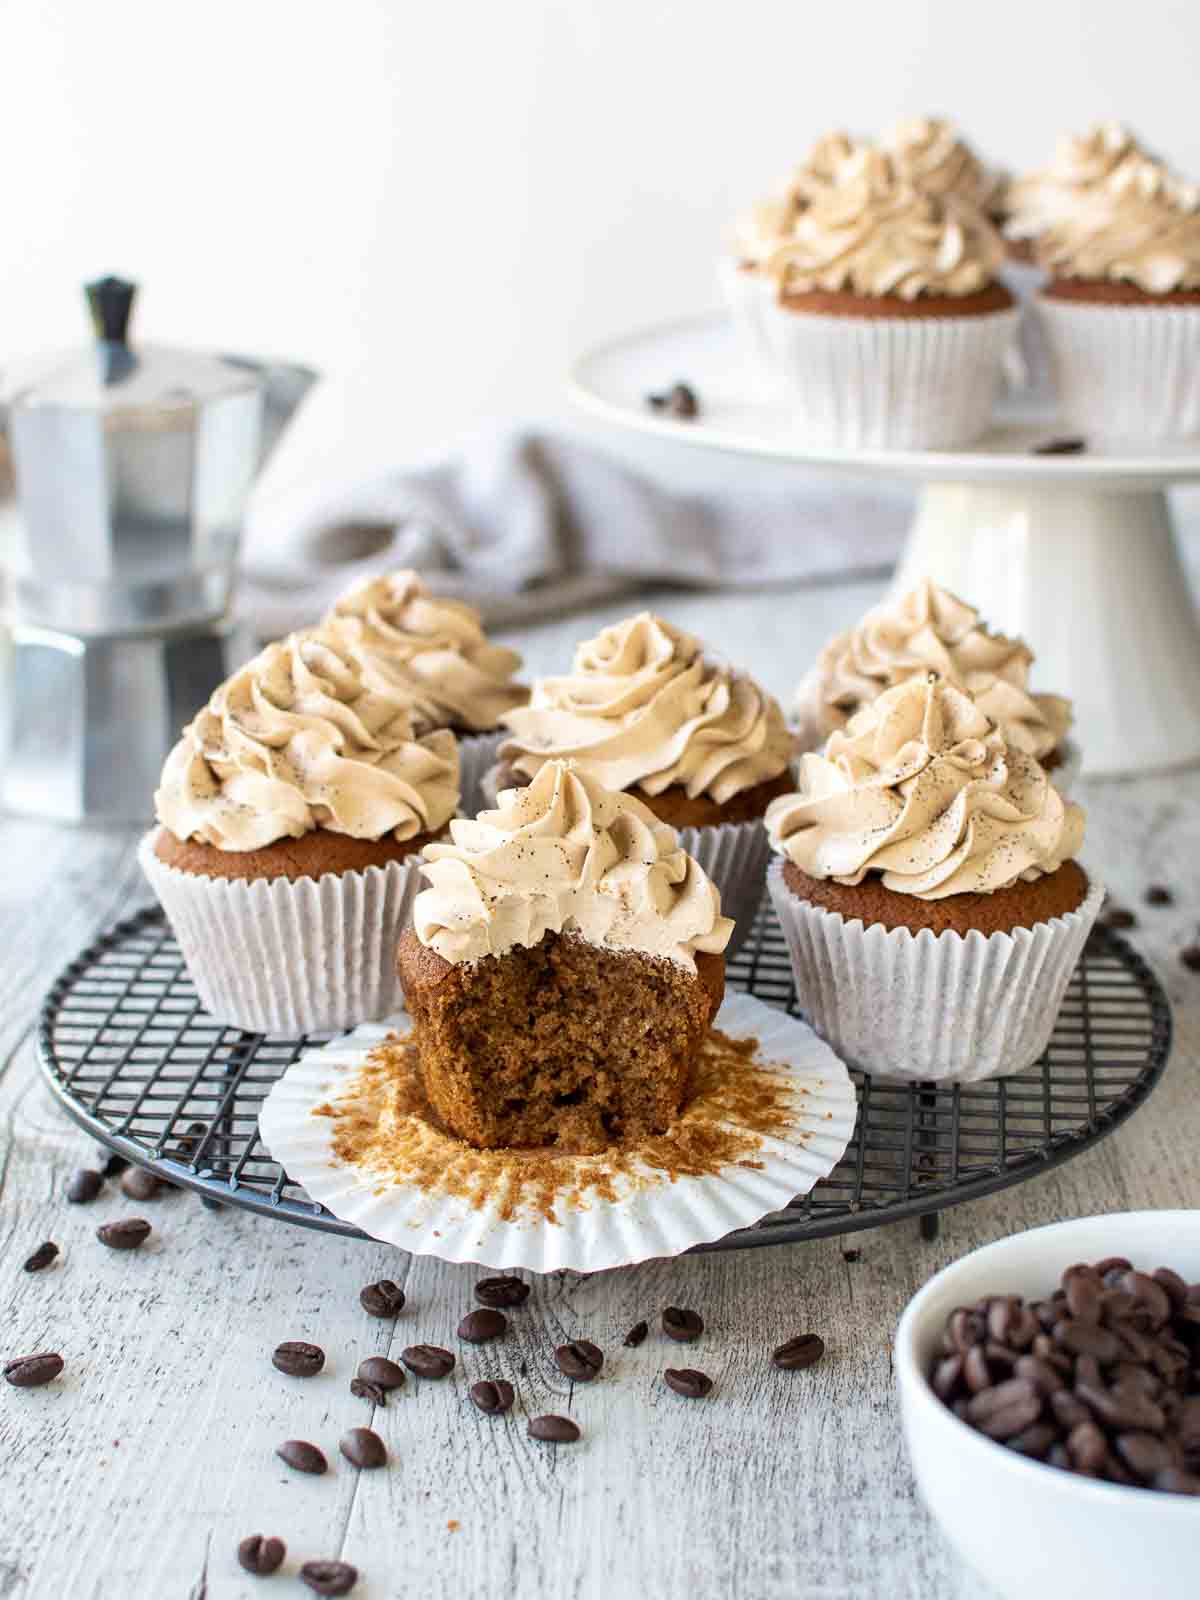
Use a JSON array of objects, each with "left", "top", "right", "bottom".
[
  {"left": 66, "top": 1169, "right": 103, "bottom": 1204},
  {"left": 350, "top": 1378, "right": 387, "bottom": 1406},
  {"left": 359, "top": 1279, "right": 405, "bottom": 1318},
  {"left": 1145, "top": 884, "right": 1173, "bottom": 906},
  {"left": 842, "top": 1248, "right": 862, "bottom": 1264},
  {"left": 1181, "top": 945, "right": 1200, "bottom": 973},
  {"left": 120, "top": 1167, "right": 162, "bottom": 1202},
  {"left": 101, "top": 1153, "right": 129, "bottom": 1178},
  {"left": 172, "top": 1122, "right": 209, "bottom": 1161},
  {"left": 623, "top": 1320, "right": 649, "bottom": 1348},
  {"left": 555, "top": 1340, "right": 604, "bottom": 1382},
  {"left": 470, "top": 1379, "right": 515, "bottom": 1415},
  {"left": 272, "top": 1341, "right": 325, "bottom": 1379},
  {"left": 300, "top": 1559, "right": 358, "bottom": 1595},
  {"left": 238, "top": 1535, "right": 286, "bottom": 1576},
  {"left": 457, "top": 1309, "right": 508, "bottom": 1344},
  {"left": 528, "top": 1414, "right": 580, "bottom": 1443},
  {"left": 23, "top": 1241, "right": 58, "bottom": 1273},
  {"left": 4, "top": 1352, "right": 64, "bottom": 1389},
  {"left": 474, "top": 1275, "right": 529, "bottom": 1309},
  {"left": 772, "top": 1334, "right": 825, "bottom": 1372},
  {"left": 276, "top": 1439, "right": 327, "bottom": 1475},
  {"left": 664, "top": 1368, "right": 713, "bottom": 1399},
  {"left": 96, "top": 1218, "right": 151, "bottom": 1251},
  {"left": 646, "top": 382, "right": 699, "bottom": 420},
  {"left": 662, "top": 1306, "right": 703, "bottom": 1343},
  {"left": 339, "top": 1427, "right": 387, "bottom": 1469},
  {"left": 357, "top": 1356, "right": 405, "bottom": 1391},
  {"left": 1032, "top": 436, "right": 1086, "bottom": 455},
  {"left": 1155, "top": 1468, "right": 1200, "bottom": 1495},
  {"left": 1101, "top": 905, "right": 1137, "bottom": 930},
  {"left": 401, "top": 1343, "right": 455, "bottom": 1379}
]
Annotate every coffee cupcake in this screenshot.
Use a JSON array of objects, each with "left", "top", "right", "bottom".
[
  {"left": 766, "top": 675, "right": 1102, "bottom": 1084},
  {"left": 723, "top": 143, "right": 1018, "bottom": 448},
  {"left": 323, "top": 570, "right": 527, "bottom": 813},
  {"left": 141, "top": 626, "right": 460, "bottom": 1033},
  {"left": 1032, "top": 151, "right": 1200, "bottom": 439},
  {"left": 794, "top": 580, "right": 1077, "bottom": 788},
  {"left": 493, "top": 612, "right": 795, "bottom": 953}
]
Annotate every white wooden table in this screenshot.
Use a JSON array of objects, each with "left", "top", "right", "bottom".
[{"left": 3, "top": 580, "right": 1199, "bottom": 1600}]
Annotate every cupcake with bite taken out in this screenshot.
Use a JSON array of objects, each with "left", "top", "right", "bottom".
[
  {"left": 766, "top": 675, "right": 1102, "bottom": 1083},
  {"left": 794, "top": 580, "right": 1078, "bottom": 789},
  {"left": 490, "top": 611, "right": 795, "bottom": 953},
  {"left": 398, "top": 760, "right": 732, "bottom": 1154},
  {"left": 141, "top": 626, "right": 460, "bottom": 1034},
  {"left": 322, "top": 569, "right": 527, "bottom": 813}
]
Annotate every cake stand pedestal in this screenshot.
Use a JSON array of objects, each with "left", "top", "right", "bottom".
[{"left": 568, "top": 310, "right": 1200, "bottom": 778}]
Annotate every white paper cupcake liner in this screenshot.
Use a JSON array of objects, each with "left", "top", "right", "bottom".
[
  {"left": 719, "top": 260, "right": 1019, "bottom": 449},
  {"left": 767, "top": 859, "right": 1105, "bottom": 1085},
  {"left": 999, "top": 259, "right": 1051, "bottom": 396},
  {"left": 138, "top": 830, "right": 426, "bottom": 1035},
  {"left": 678, "top": 817, "right": 771, "bottom": 959},
  {"left": 256, "top": 990, "right": 857, "bottom": 1272},
  {"left": 1035, "top": 295, "right": 1200, "bottom": 441},
  {"left": 457, "top": 730, "right": 505, "bottom": 818}
]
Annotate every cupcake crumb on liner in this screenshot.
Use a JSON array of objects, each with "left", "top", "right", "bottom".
[
  {"left": 138, "top": 830, "right": 426, "bottom": 1035},
  {"left": 257, "top": 991, "right": 857, "bottom": 1273},
  {"left": 767, "top": 860, "right": 1105, "bottom": 1085}
]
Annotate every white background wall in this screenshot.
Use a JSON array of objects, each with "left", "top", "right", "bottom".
[{"left": 6, "top": 0, "right": 1200, "bottom": 511}]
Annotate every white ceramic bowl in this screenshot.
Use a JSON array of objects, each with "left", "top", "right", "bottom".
[{"left": 895, "top": 1212, "right": 1200, "bottom": 1600}]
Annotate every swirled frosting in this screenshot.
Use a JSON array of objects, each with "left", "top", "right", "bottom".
[
  {"left": 883, "top": 117, "right": 1007, "bottom": 217},
  {"left": 766, "top": 146, "right": 1005, "bottom": 299},
  {"left": 499, "top": 612, "right": 794, "bottom": 803},
  {"left": 324, "top": 571, "right": 527, "bottom": 733},
  {"left": 767, "top": 677, "right": 1084, "bottom": 899},
  {"left": 156, "top": 628, "right": 460, "bottom": 850},
  {"left": 1034, "top": 154, "right": 1200, "bottom": 292},
  {"left": 415, "top": 761, "right": 733, "bottom": 968},
  {"left": 733, "top": 131, "right": 862, "bottom": 268},
  {"left": 1004, "top": 122, "right": 1149, "bottom": 244},
  {"left": 795, "top": 581, "right": 1072, "bottom": 760}
]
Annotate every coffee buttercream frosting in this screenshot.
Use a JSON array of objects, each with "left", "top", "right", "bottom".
[
  {"left": 156, "top": 628, "right": 460, "bottom": 851},
  {"left": 414, "top": 760, "right": 733, "bottom": 969},
  {"left": 499, "top": 612, "right": 794, "bottom": 803},
  {"left": 883, "top": 117, "right": 1007, "bottom": 217},
  {"left": 767, "top": 676, "right": 1084, "bottom": 899},
  {"left": 1004, "top": 122, "right": 1151, "bottom": 245},
  {"left": 1034, "top": 153, "right": 1200, "bottom": 292},
  {"left": 733, "top": 130, "right": 862, "bottom": 268},
  {"left": 795, "top": 581, "right": 1072, "bottom": 760}
]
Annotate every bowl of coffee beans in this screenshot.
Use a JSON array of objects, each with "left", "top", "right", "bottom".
[{"left": 895, "top": 1213, "right": 1200, "bottom": 1600}]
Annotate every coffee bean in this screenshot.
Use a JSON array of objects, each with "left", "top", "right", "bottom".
[
  {"left": 457, "top": 1309, "right": 508, "bottom": 1345},
  {"left": 300, "top": 1560, "right": 358, "bottom": 1595},
  {"left": 1076, "top": 1380, "right": 1166, "bottom": 1434},
  {"left": 1155, "top": 1468, "right": 1200, "bottom": 1495},
  {"left": 1101, "top": 905, "right": 1137, "bottom": 930},
  {"left": 527, "top": 1414, "right": 580, "bottom": 1443},
  {"left": 339, "top": 1427, "right": 387, "bottom": 1469},
  {"left": 1094, "top": 1256, "right": 1133, "bottom": 1280},
  {"left": 4, "top": 1352, "right": 63, "bottom": 1388},
  {"left": 359, "top": 1279, "right": 405, "bottom": 1318},
  {"left": 401, "top": 1343, "right": 455, "bottom": 1379},
  {"left": 23, "top": 1241, "right": 58, "bottom": 1273},
  {"left": 1064, "top": 1270, "right": 1103, "bottom": 1324},
  {"left": 962, "top": 1345, "right": 993, "bottom": 1393},
  {"left": 1054, "top": 1319, "right": 1123, "bottom": 1363},
  {"left": 662, "top": 1306, "right": 703, "bottom": 1343},
  {"left": 1120, "top": 1271, "right": 1172, "bottom": 1330},
  {"left": 965, "top": 1377, "right": 1040, "bottom": 1425},
  {"left": 664, "top": 1368, "right": 713, "bottom": 1399},
  {"left": 646, "top": 383, "right": 699, "bottom": 420},
  {"left": 1050, "top": 1389, "right": 1092, "bottom": 1430},
  {"left": 1068, "top": 1420, "right": 1108, "bottom": 1474},
  {"left": 1145, "top": 884, "right": 1173, "bottom": 906},
  {"left": 101, "top": 1153, "right": 129, "bottom": 1178},
  {"left": 555, "top": 1340, "right": 603, "bottom": 1382},
  {"left": 1007, "top": 1422, "right": 1058, "bottom": 1459},
  {"left": 357, "top": 1355, "right": 405, "bottom": 1391},
  {"left": 276, "top": 1439, "right": 327, "bottom": 1475},
  {"left": 120, "top": 1167, "right": 162, "bottom": 1202},
  {"left": 474, "top": 1275, "right": 529, "bottom": 1309},
  {"left": 944, "top": 1308, "right": 985, "bottom": 1352},
  {"left": 272, "top": 1340, "right": 325, "bottom": 1379},
  {"left": 238, "top": 1535, "right": 286, "bottom": 1576},
  {"left": 1115, "top": 1430, "right": 1175, "bottom": 1480},
  {"left": 1152, "top": 1267, "right": 1189, "bottom": 1308},
  {"left": 623, "top": 1320, "right": 649, "bottom": 1348},
  {"left": 932, "top": 1355, "right": 964, "bottom": 1401},
  {"left": 1014, "top": 1356, "right": 1064, "bottom": 1398},
  {"left": 772, "top": 1334, "right": 825, "bottom": 1372},
  {"left": 96, "top": 1218, "right": 151, "bottom": 1251},
  {"left": 66, "top": 1169, "right": 103, "bottom": 1204},
  {"left": 470, "top": 1379, "right": 515, "bottom": 1415},
  {"left": 1181, "top": 945, "right": 1200, "bottom": 973},
  {"left": 350, "top": 1378, "right": 387, "bottom": 1405},
  {"left": 842, "top": 1248, "right": 862, "bottom": 1264},
  {"left": 1033, "top": 436, "right": 1086, "bottom": 455}
]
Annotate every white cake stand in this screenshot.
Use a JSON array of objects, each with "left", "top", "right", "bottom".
[{"left": 568, "top": 311, "right": 1200, "bottom": 779}]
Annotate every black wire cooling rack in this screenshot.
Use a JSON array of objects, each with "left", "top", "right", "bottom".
[{"left": 37, "top": 901, "right": 1172, "bottom": 1251}]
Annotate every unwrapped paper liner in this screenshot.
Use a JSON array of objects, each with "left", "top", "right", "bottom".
[
  {"left": 1035, "top": 296, "right": 1200, "bottom": 440},
  {"left": 720, "top": 261, "right": 1019, "bottom": 449},
  {"left": 767, "top": 860, "right": 1105, "bottom": 1084},
  {"left": 256, "top": 991, "right": 857, "bottom": 1272},
  {"left": 138, "top": 830, "right": 425, "bottom": 1034}
]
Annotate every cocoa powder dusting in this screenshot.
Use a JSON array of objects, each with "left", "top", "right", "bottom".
[{"left": 317, "top": 1029, "right": 808, "bottom": 1226}]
